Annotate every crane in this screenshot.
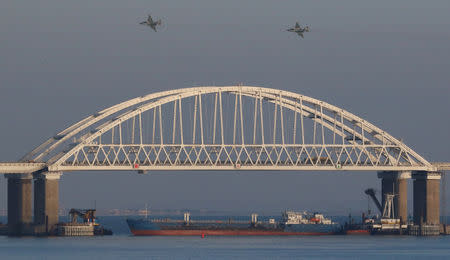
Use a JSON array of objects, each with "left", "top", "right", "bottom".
[
  {"left": 69, "top": 209, "right": 97, "bottom": 224},
  {"left": 364, "top": 188, "right": 383, "bottom": 214}
]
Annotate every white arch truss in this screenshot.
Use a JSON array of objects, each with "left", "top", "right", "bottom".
[{"left": 20, "top": 86, "right": 434, "bottom": 172}]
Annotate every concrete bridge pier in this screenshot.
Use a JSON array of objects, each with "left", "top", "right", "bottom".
[
  {"left": 378, "top": 171, "right": 410, "bottom": 223},
  {"left": 5, "top": 173, "right": 33, "bottom": 236},
  {"left": 33, "top": 172, "right": 62, "bottom": 235},
  {"left": 412, "top": 171, "right": 441, "bottom": 225}
]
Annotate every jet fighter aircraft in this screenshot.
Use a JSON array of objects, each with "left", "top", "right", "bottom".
[
  {"left": 140, "top": 15, "right": 162, "bottom": 32},
  {"left": 287, "top": 22, "right": 310, "bottom": 38}
]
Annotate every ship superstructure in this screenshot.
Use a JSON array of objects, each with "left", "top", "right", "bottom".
[{"left": 282, "top": 211, "right": 334, "bottom": 224}]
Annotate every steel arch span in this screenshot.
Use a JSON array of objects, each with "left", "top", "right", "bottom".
[{"left": 20, "top": 86, "right": 433, "bottom": 172}]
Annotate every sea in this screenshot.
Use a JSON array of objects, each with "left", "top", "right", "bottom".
[{"left": 1, "top": 216, "right": 450, "bottom": 259}]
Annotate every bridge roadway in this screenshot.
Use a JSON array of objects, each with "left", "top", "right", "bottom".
[
  {"left": 0, "top": 162, "right": 448, "bottom": 174},
  {"left": 0, "top": 162, "right": 46, "bottom": 174},
  {"left": 432, "top": 162, "right": 450, "bottom": 171},
  {"left": 0, "top": 161, "right": 444, "bottom": 173}
]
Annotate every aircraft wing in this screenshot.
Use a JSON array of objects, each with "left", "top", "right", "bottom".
[
  {"left": 151, "top": 25, "right": 157, "bottom": 32},
  {"left": 148, "top": 15, "right": 154, "bottom": 24},
  {"left": 297, "top": 32, "right": 304, "bottom": 38}
]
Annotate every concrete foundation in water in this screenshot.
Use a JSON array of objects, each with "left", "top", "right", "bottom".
[
  {"left": 6, "top": 174, "right": 32, "bottom": 236},
  {"left": 378, "top": 171, "right": 410, "bottom": 223},
  {"left": 33, "top": 172, "right": 62, "bottom": 235},
  {"left": 413, "top": 171, "right": 441, "bottom": 225},
  {"left": 4, "top": 172, "right": 62, "bottom": 236}
]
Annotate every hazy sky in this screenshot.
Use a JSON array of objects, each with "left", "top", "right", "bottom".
[{"left": 0, "top": 0, "right": 449, "bottom": 215}]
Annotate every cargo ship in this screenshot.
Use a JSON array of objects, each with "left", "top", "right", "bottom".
[{"left": 127, "top": 211, "right": 341, "bottom": 236}]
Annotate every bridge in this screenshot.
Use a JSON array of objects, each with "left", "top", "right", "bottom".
[{"left": 0, "top": 86, "right": 447, "bottom": 235}]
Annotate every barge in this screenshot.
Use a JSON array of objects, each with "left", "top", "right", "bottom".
[{"left": 56, "top": 209, "right": 112, "bottom": 236}]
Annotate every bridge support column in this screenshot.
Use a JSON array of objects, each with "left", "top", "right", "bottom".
[
  {"left": 33, "top": 172, "right": 62, "bottom": 235},
  {"left": 5, "top": 174, "right": 33, "bottom": 236},
  {"left": 378, "top": 171, "right": 410, "bottom": 223},
  {"left": 412, "top": 171, "right": 441, "bottom": 225}
]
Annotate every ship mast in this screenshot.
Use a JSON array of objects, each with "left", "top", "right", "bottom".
[{"left": 145, "top": 203, "right": 148, "bottom": 219}]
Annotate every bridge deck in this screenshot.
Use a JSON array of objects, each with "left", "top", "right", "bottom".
[
  {"left": 432, "top": 162, "right": 450, "bottom": 171},
  {"left": 0, "top": 163, "right": 446, "bottom": 174},
  {"left": 0, "top": 162, "right": 46, "bottom": 174}
]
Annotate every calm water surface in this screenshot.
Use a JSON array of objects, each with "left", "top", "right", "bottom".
[{"left": 1, "top": 216, "right": 450, "bottom": 259}]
